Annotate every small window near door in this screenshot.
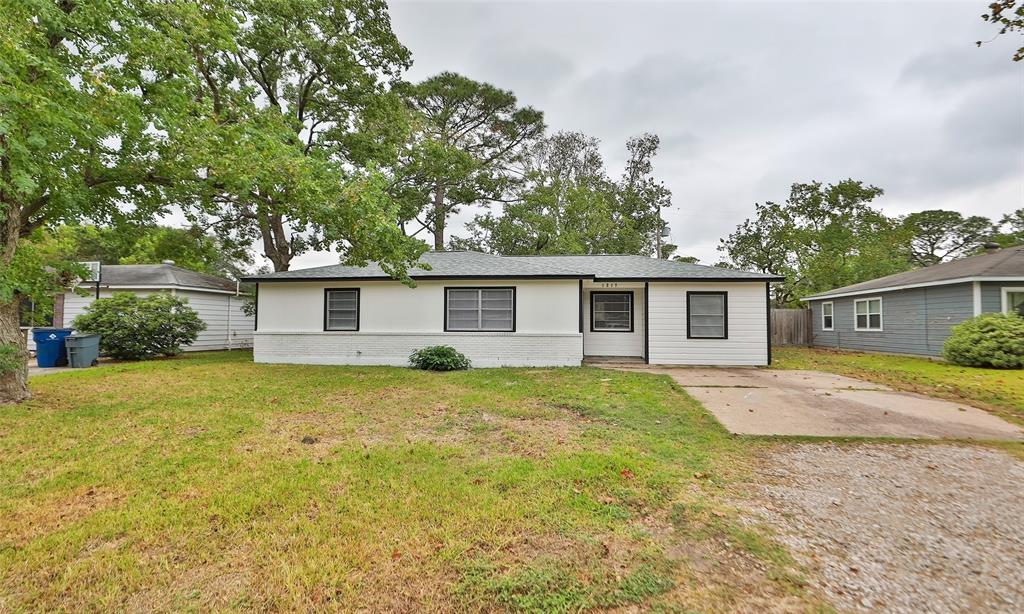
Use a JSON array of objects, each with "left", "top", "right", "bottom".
[
  {"left": 324, "top": 289, "right": 359, "bottom": 331},
  {"left": 1006, "top": 290, "right": 1024, "bottom": 317},
  {"left": 591, "top": 292, "right": 633, "bottom": 332},
  {"left": 687, "top": 292, "right": 727, "bottom": 339},
  {"left": 854, "top": 297, "right": 882, "bottom": 330},
  {"left": 821, "top": 301, "right": 834, "bottom": 331}
]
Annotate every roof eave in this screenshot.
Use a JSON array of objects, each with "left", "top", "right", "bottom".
[{"left": 804, "top": 275, "right": 1024, "bottom": 301}]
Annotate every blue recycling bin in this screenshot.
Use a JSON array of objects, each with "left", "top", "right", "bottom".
[{"left": 33, "top": 327, "right": 74, "bottom": 368}]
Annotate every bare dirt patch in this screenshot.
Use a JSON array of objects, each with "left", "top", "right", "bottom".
[
  {"left": 736, "top": 443, "right": 1024, "bottom": 613},
  {"left": 1, "top": 486, "right": 124, "bottom": 545},
  {"left": 254, "top": 402, "right": 588, "bottom": 459}
]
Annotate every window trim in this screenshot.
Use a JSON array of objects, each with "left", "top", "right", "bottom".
[
  {"left": 686, "top": 291, "right": 729, "bottom": 340},
  {"left": 590, "top": 291, "right": 634, "bottom": 333},
  {"left": 853, "top": 296, "right": 883, "bottom": 331},
  {"left": 444, "top": 286, "right": 516, "bottom": 333},
  {"left": 821, "top": 301, "right": 834, "bottom": 331},
  {"left": 323, "top": 288, "right": 360, "bottom": 331},
  {"left": 1001, "top": 287, "right": 1024, "bottom": 316}
]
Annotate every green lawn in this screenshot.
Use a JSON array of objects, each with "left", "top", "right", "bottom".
[
  {"left": 0, "top": 352, "right": 822, "bottom": 612},
  {"left": 773, "top": 347, "right": 1024, "bottom": 425}
]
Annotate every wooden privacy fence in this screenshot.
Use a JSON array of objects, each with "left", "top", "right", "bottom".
[{"left": 771, "top": 308, "right": 812, "bottom": 346}]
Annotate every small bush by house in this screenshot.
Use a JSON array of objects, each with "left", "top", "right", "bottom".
[
  {"left": 409, "top": 345, "right": 471, "bottom": 371},
  {"left": 943, "top": 313, "right": 1024, "bottom": 369},
  {"left": 73, "top": 292, "right": 206, "bottom": 360}
]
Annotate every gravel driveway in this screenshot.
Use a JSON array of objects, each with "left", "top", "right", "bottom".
[{"left": 737, "top": 444, "right": 1024, "bottom": 613}]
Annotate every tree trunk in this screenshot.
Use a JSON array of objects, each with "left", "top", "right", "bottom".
[
  {"left": 0, "top": 198, "right": 29, "bottom": 402},
  {"left": 258, "top": 211, "right": 293, "bottom": 272},
  {"left": 432, "top": 184, "right": 446, "bottom": 251},
  {"left": 0, "top": 297, "right": 29, "bottom": 403}
]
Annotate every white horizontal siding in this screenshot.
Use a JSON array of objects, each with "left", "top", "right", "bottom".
[
  {"left": 253, "top": 332, "right": 583, "bottom": 367},
  {"left": 176, "top": 291, "right": 254, "bottom": 351},
  {"left": 648, "top": 282, "right": 769, "bottom": 366}
]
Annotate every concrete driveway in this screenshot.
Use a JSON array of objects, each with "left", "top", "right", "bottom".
[{"left": 636, "top": 367, "right": 1024, "bottom": 440}]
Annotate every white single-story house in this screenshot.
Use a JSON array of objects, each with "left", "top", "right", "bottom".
[
  {"left": 24, "top": 262, "right": 255, "bottom": 352},
  {"left": 243, "top": 251, "right": 781, "bottom": 367},
  {"left": 803, "top": 246, "right": 1024, "bottom": 358}
]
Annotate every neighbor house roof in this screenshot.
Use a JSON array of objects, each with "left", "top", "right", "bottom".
[
  {"left": 94, "top": 264, "right": 239, "bottom": 293},
  {"left": 804, "top": 247, "right": 1024, "bottom": 301},
  {"left": 243, "top": 251, "right": 782, "bottom": 282}
]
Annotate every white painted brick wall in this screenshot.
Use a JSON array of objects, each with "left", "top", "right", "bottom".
[{"left": 254, "top": 332, "right": 584, "bottom": 367}]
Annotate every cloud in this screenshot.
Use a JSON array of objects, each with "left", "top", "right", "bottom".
[{"left": 284, "top": 1, "right": 1024, "bottom": 271}]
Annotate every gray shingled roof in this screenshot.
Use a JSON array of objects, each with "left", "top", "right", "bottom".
[
  {"left": 99, "top": 264, "right": 238, "bottom": 293},
  {"left": 244, "top": 251, "right": 781, "bottom": 282},
  {"left": 805, "top": 247, "right": 1024, "bottom": 300}
]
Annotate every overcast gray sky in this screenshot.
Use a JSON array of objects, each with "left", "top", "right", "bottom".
[{"left": 289, "top": 0, "right": 1023, "bottom": 269}]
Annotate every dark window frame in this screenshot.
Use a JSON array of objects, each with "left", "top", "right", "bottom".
[
  {"left": 323, "top": 288, "right": 360, "bottom": 331},
  {"left": 443, "top": 286, "right": 516, "bottom": 333},
  {"left": 686, "top": 291, "right": 729, "bottom": 339},
  {"left": 590, "top": 291, "right": 634, "bottom": 333}
]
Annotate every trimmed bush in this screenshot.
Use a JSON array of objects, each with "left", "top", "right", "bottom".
[
  {"left": 73, "top": 292, "right": 206, "bottom": 360},
  {"left": 409, "top": 345, "right": 471, "bottom": 371},
  {"left": 943, "top": 312, "right": 1024, "bottom": 369}
]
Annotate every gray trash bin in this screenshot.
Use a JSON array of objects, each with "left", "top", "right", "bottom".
[{"left": 65, "top": 334, "right": 101, "bottom": 368}]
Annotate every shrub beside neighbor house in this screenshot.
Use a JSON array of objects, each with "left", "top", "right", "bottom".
[
  {"left": 943, "top": 313, "right": 1024, "bottom": 369},
  {"left": 409, "top": 345, "right": 471, "bottom": 371},
  {"left": 73, "top": 292, "right": 206, "bottom": 360}
]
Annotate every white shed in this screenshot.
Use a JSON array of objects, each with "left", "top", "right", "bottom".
[{"left": 25, "top": 263, "right": 254, "bottom": 353}]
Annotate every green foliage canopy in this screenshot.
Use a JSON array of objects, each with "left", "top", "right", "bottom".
[
  {"left": 450, "top": 131, "right": 673, "bottom": 257},
  {"left": 395, "top": 72, "right": 546, "bottom": 250},
  {"left": 719, "top": 180, "right": 910, "bottom": 306}
]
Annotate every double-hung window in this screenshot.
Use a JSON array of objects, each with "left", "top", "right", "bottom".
[
  {"left": 591, "top": 292, "right": 633, "bottom": 332},
  {"left": 854, "top": 298, "right": 882, "bottom": 331},
  {"left": 687, "top": 292, "right": 728, "bottom": 339},
  {"left": 821, "top": 301, "right": 834, "bottom": 331},
  {"left": 324, "top": 289, "right": 359, "bottom": 331},
  {"left": 445, "top": 288, "right": 514, "bottom": 331}
]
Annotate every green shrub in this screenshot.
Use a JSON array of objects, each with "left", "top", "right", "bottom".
[
  {"left": 943, "top": 312, "right": 1024, "bottom": 369},
  {"left": 73, "top": 292, "right": 206, "bottom": 360},
  {"left": 409, "top": 345, "right": 471, "bottom": 371}
]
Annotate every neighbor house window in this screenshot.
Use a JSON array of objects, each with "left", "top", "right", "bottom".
[
  {"left": 821, "top": 301, "right": 834, "bottom": 331},
  {"left": 591, "top": 292, "right": 633, "bottom": 332},
  {"left": 687, "top": 292, "right": 728, "bottom": 339},
  {"left": 324, "top": 289, "right": 359, "bottom": 331},
  {"left": 1005, "top": 289, "right": 1024, "bottom": 317},
  {"left": 854, "top": 297, "right": 882, "bottom": 331},
  {"left": 445, "top": 288, "right": 514, "bottom": 331}
]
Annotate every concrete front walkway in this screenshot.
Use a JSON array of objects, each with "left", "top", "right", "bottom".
[{"left": 633, "top": 367, "right": 1024, "bottom": 440}]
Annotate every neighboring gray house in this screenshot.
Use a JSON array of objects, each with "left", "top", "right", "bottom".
[
  {"left": 244, "top": 251, "right": 781, "bottom": 367},
  {"left": 24, "top": 263, "right": 254, "bottom": 353},
  {"left": 803, "top": 246, "right": 1024, "bottom": 357}
]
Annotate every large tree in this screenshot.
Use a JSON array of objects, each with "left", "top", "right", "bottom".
[
  {"left": 173, "top": 0, "right": 425, "bottom": 273},
  {"left": 900, "top": 210, "right": 995, "bottom": 266},
  {"left": 451, "top": 131, "right": 617, "bottom": 254},
  {"left": 450, "top": 131, "right": 674, "bottom": 257},
  {"left": 720, "top": 180, "right": 911, "bottom": 306},
  {"left": 395, "top": 72, "right": 545, "bottom": 250},
  {"left": 0, "top": 1, "right": 208, "bottom": 400},
  {"left": 610, "top": 133, "right": 673, "bottom": 257}
]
